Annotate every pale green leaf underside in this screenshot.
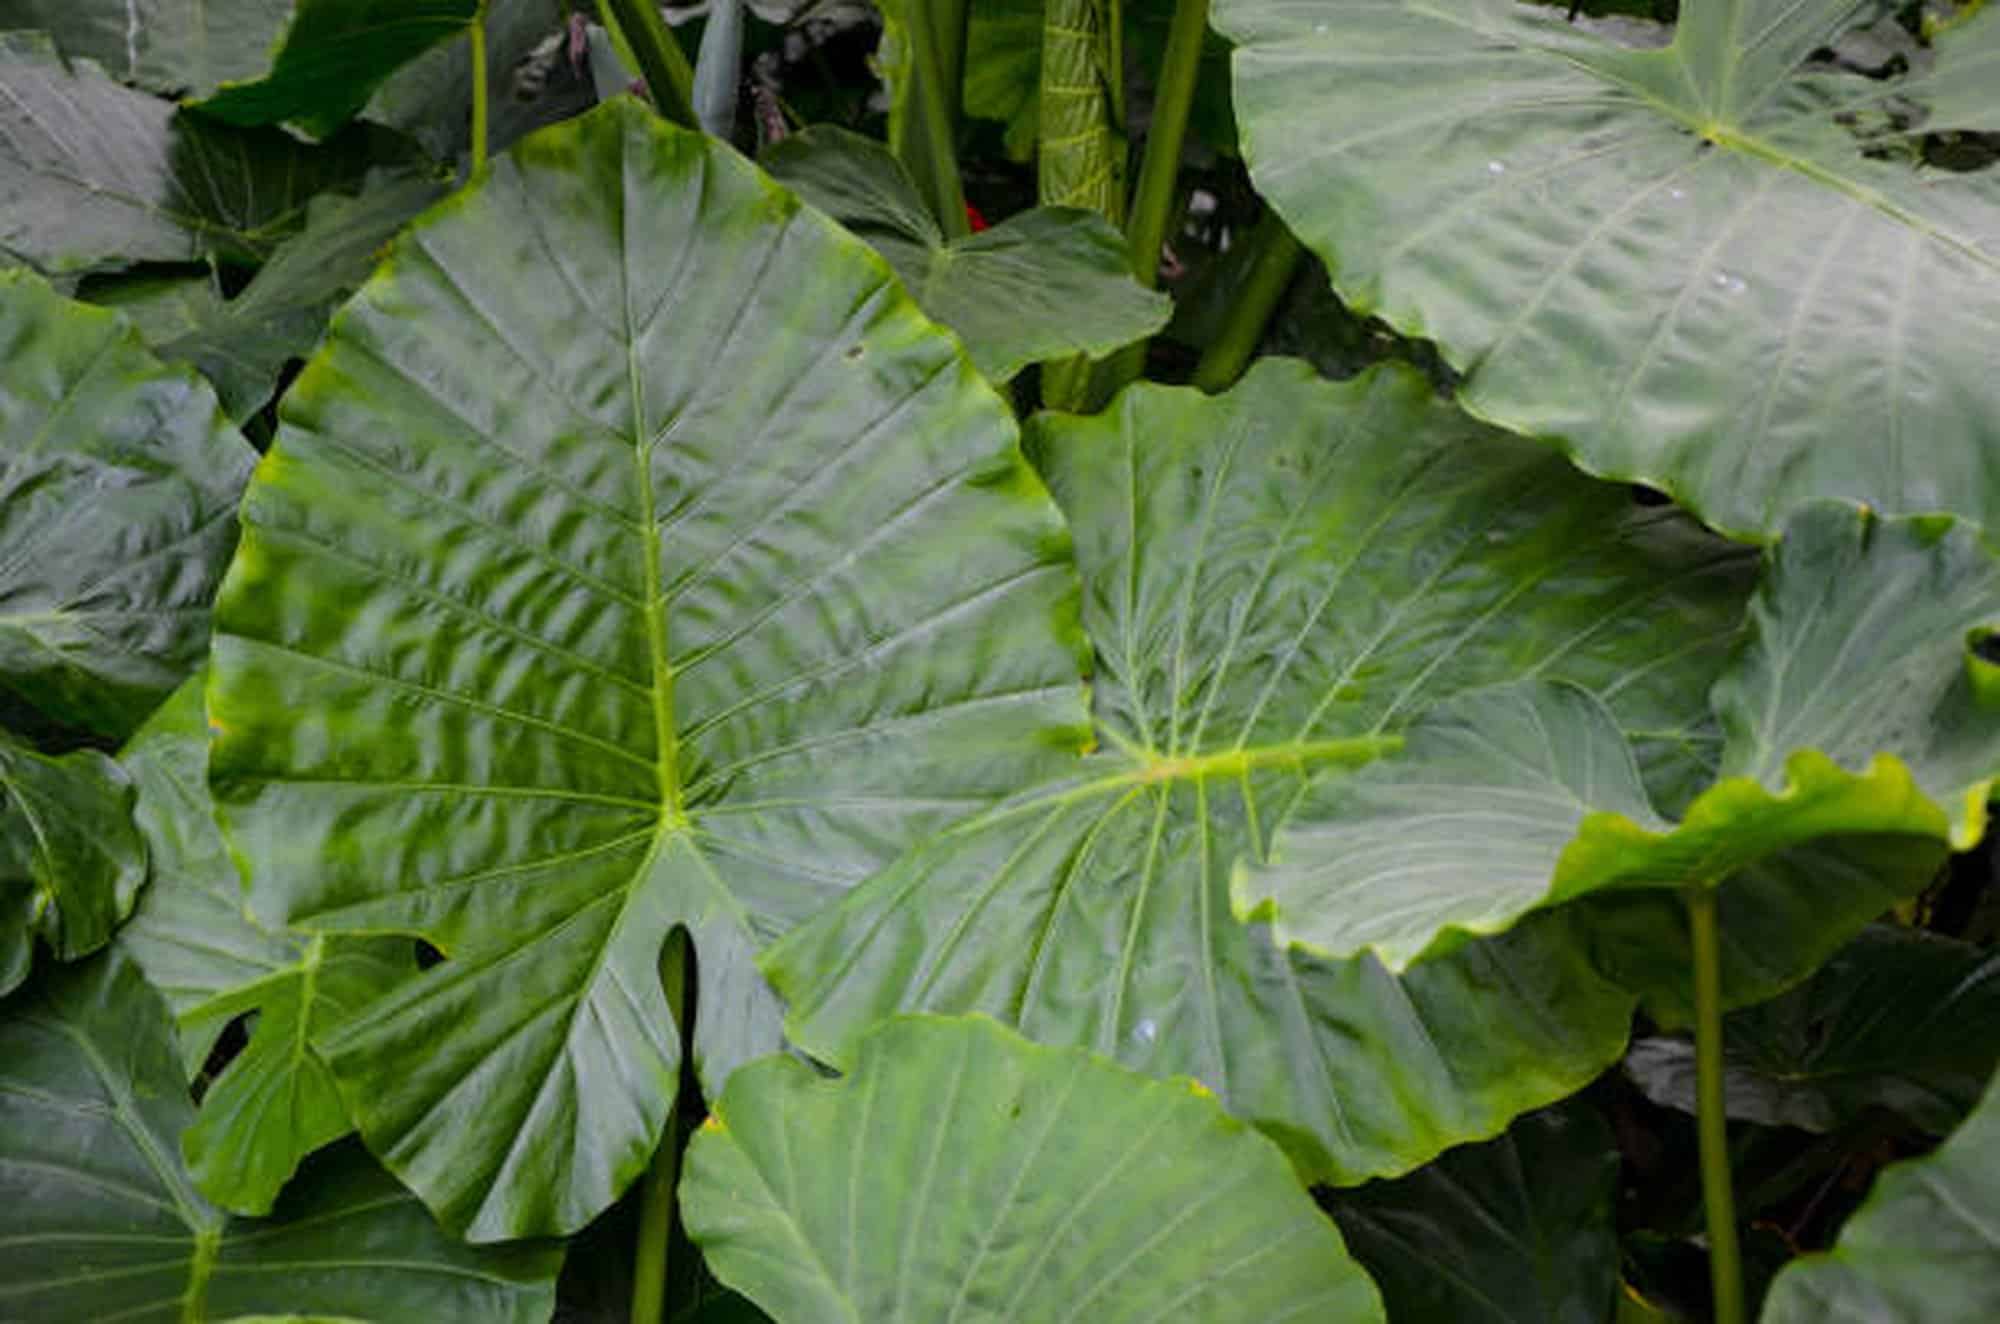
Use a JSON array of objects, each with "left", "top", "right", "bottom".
[
  {"left": 117, "top": 678, "right": 414, "bottom": 1216},
  {"left": 5, "top": 0, "right": 293, "bottom": 97},
  {"left": 0, "top": 269, "right": 255, "bottom": 736},
  {"left": 767, "top": 359, "right": 1754, "bottom": 1186},
  {"left": 1626, "top": 925, "right": 2000, "bottom": 1136},
  {"left": 683, "top": 1014, "right": 1385, "bottom": 1323},
  {"left": 1761, "top": 1063, "right": 2000, "bottom": 1323},
  {"left": 0, "top": 952, "right": 561, "bottom": 1323},
  {"left": 207, "top": 99, "right": 1090, "bottom": 1240},
  {"left": 1039, "top": 0, "right": 1123, "bottom": 218},
  {"left": 1212, "top": 0, "right": 2000, "bottom": 537},
  {"left": 763, "top": 128, "right": 1169, "bottom": 381}
]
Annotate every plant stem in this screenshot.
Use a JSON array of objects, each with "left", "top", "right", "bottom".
[
  {"left": 1688, "top": 884, "right": 1746, "bottom": 1324},
  {"left": 902, "top": 0, "right": 970, "bottom": 238},
  {"left": 1093, "top": 0, "right": 1210, "bottom": 400},
  {"left": 629, "top": 931, "right": 691, "bottom": 1324},
  {"left": 1191, "top": 209, "right": 1303, "bottom": 393},
  {"left": 934, "top": 0, "right": 971, "bottom": 136},
  {"left": 598, "top": 0, "right": 700, "bottom": 129},
  {"left": 468, "top": 3, "right": 489, "bottom": 169}
]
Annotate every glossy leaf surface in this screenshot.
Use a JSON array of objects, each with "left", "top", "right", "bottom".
[
  {"left": 0, "top": 270, "right": 255, "bottom": 736},
  {"left": 1211, "top": 0, "right": 2000, "bottom": 537},
  {"left": 683, "top": 1014, "right": 1386, "bottom": 1322},
  {"left": 768, "top": 359, "right": 1754, "bottom": 1185},
  {"left": 5, "top": 0, "right": 292, "bottom": 96},
  {"left": 1761, "top": 1064, "right": 2000, "bottom": 1323},
  {"left": 195, "top": 1, "right": 481, "bottom": 140},
  {"left": 1627, "top": 924, "right": 2000, "bottom": 1135},
  {"left": 207, "top": 100, "right": 1091, "bottom": 1240},
  {"left": 0, "top": 729, "right": 142, "bottom": 997},
  {"left": 0, "top": 33, "right": 420, "bottom": 276},
  {"left": 118, "top": 678, "right": 414, "bottom": 1215},
  {"left": 763, "top": 128, "right": 1169, "bottom": 381},
  {"left": 1245, "top": 505, "right": 2000, "bottom": 972},
  {"left": 1327, "top": 1101, "right": 1621, "bottom": 1324},
  {"left": 0, "top": 951, "right": 561, "bottom": 1323}
]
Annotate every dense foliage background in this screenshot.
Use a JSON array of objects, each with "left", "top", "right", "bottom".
[{"left": 2, "top": 1, "right": 1997, "bottom": 1321}]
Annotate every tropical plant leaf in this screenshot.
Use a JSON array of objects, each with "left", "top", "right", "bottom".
[
  {"left": 117, "top": 677, "right": 416, "bottom": 1216},
  {"left": 194, "top": 1, "right": 481, "bottom": 141},
  {"left": 682, "top": 1014, "right": 1387, "bottom": 1322},
  {"left": 0, "top": 730, "right": 142, "bottom": 998},
  {"left": 4, "top": 0, "right": 292, "bottom": 97},
  {"left": 1760, "top": 1063, "right": 2000, "bottom": 1323},
  {"left": 763, "top": 127, "right": 1170, "bottom": 381},
  {"left": 1242, "top": 504, "right": 1999, "bottom": 975},
  {"left": 205, "top": 99, "right": 1092, "bottom": 1240},
  {"left": 1210, "top": 0, "right": 2000, "bottom": 537},
  {"left": 0, "top": 950, "right": 562, "bottom": 1323},
  {"left": 84, "top": 173, "right": 450, "bottom": 421},
  {"left": 1626, "top": 924, "right": 2000, "bottom": 1135},
  {"left": 765, "top": 358, "right": 1754, "bottom": 1187},
  {"left": 0, "top": 33, "right": 424, "bottom": 277},
  {"left": 1325, "top": 1100, "right": 1621, "bottom": 1324},
  {"left": 0, "top": 269, "right": 256, "bottom": 737},
  {"left": 1039, "top": 0, "right": 1123, "bottom": 218}
]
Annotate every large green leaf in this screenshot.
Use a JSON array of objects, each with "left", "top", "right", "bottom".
[
  {"left": 1210, "top": 0, "right": 2000, "bottom": 537},
  {"left": 0, "top": 33, "right": 423, "bottom": 277},
  {"left": 1325, "top": 1100, "right": 1621, "bottom": 1324},
  {"left": 195, "top": 1, "right": 481, "bottom": 141},
  {"left": 683, "top": 1014, "right": 1386, "bottom": 1322},
  {"left": 205, "top": 99, "right": 1092, "bottom": 1240},
  {"left": 4, "top": 0, "right": 292, "bottom": 97},
  {"left": 0, "top": 269, "right": 256, "bottom": 737},
  {"left": 117, "top": 677, "right": 415, "bottom": 1216},
  {"left": 0, "top": 730, "right": 142, "bottom": 997},
  {"left": 369, "top": 0, "right": 593, "bottom": 164},
  {"left": 1627, "top": 924, "right": 2000, "bottom": 1135},
  {"left": 84, "top": 173, "right": 450, "bottom": 422},
  {"left": 763, "top": 128, "right": 1170, "bottom": 381},
  {"left": 0, "top": 950, "right": 561, "bottom": 1322},
  {"left": 766, "top": 358, "right": 1754, "bottom": 1186},
  {"left": 1242, "top": 505, "right": 1998, "bottom": 973},
  {"left": 1761, "top": 1063, "right": 2000, "bottom": 1323}
]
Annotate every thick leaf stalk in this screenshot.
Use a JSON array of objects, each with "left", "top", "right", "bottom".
[
  {"left": 597, "top": 0, "right": 698, "bottom": 127},
  {"left": 468, "top": 2, "right": 489, "bottom": 167},
  {"left": 1192, "top": 208, "right": 1303, "bottom": 392},
  {"left": 1689, "top": 884, "right": 1746, "bottom": 1324}
]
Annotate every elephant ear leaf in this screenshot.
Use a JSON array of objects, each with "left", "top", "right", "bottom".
[
  {"left": 205, "top": 97, "right": 1091, "bottom": 1241},
  {"left": 0, "top": 950, "right": 561, "bottom": 1322},
  {"left": 682, "top": 1014, "right": 1386, "bottom": 1323},
  {"left": 1211, "top": 0, "right": 2000, "bottom": 537}
]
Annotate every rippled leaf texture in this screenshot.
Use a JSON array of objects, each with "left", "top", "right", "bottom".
[
  {"left": 1246, "top": 505, "right": 1999, "bottom": 979},
  {"left": 117, "top": 678, "right": 414, "bottom": 1215},
  {"left": 0, "top": 730, "right": 142, "bottom": 997},
  {"left": 1326, "top": 1100, "right": 1621, "bottom": 1324},
  {"left": 1762, "top": 1064, "right": 2000, "bottom": 1323},
  {"left": 195, "top": 1, "right": 480, "bottom": 141},
  {"left": 767, "top": 358, "right": 1753, "bottom": 1185},
  {"left": 1211, "top": 0, "right": 2000, "bottom": 537},
  {"left": 1627, "top": 925, "right": 2000, "bottom": 1135},
  {"left": 763, "top": 128, "right": 1170, "bottom": 381},
  {"left": 0, "top": 270, "right": 255, "bottom": 737},
  {"left": 1039, "top": 0, "right": 1123, "bottom": 218},
  {"left": 4, "top": 0, "right": 292, "bottom": 97},
  {"left": 0, "top": 951, "right": 561, "bottom": 1323},
  {"left": 85, "top": 173, "right": 450, "bottom": 421},
  {"left": 206, "top": 99, "right": 1091, "bottom": 1240},
  {"left": 683, "top": 1014, "right": 1385, "bottom": 1323},
  {"left": 0, "top": 33, "right": 422, "bottom": 277}
]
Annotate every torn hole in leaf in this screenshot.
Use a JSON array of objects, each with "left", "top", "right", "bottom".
[
  {"left": 1965, "top": 627, "right": 2000, "bottom": 709},
  {"left": 193, "top": 1009, "right": 256, "bottom": 1105},
  {"left": 414, "top": 938, "right": 447, "bottom": 970}
]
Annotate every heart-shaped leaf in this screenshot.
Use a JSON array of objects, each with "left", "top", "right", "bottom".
[
  {"left": 0, "top": 269, "right": 256, "bottom": 736},
  {"left": 767, "top": 358, "right": 1754, "bottom": 1185},
  {"left": 763, "top": 127, "right": 1170, "bottom": 382},
  {"left": 206, "top": 99, "right": 1091, "bottom": 1240},
  {"left": 1210, "top": 0, "right": 2000, "bottom": 537},
  {"left": 6, "top": 0, "right": 293, "bottom": 97},
  {"left": 117, "top": 677, "right": 415, "bottom": 1216},
  {"left": 1761, "top": 1063, "right": 2000, "bottom": 1322},
  {"left": 682, "top": 1014, "right": 1386, "bottom": 1322},
  {"left": 0, "top": 730, "right": 142, "bottom": 997},
  {"left": 0, "top": 950, "right": 562, "bottom": 1322}
]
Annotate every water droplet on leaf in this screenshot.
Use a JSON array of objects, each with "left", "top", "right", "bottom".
[
  {"left": 1133, "top": 1018, "right": 1158, "bottom": 1046},
  {"left": 1487, "top": 160, "right": 1507, "bottom": 176}
]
